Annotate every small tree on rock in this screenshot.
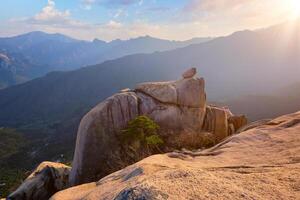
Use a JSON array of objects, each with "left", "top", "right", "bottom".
[{"left": 122, "top": 116, "right": 163, "bottom": 154}]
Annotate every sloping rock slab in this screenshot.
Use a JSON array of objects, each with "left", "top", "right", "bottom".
[{"left": 52, "top": 111, "right": 300, "bottom": 200}]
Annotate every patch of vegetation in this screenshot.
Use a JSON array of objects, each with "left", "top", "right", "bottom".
[
  {"left": 173, "top": 131, "right": 217, "bottom": 150},
  {"left": 145, "top": 135, "right": 164, "bottom": 147},
  {"left": 121, "top": 116, "right": 164, "bottom": 154},
  {"left": 0, "top": 128, "right": 27, "bottom": 159},
  {"left": 0, "top": 127, "right": 74, "bottom": 198},
  {"left": 0, "top": 168, "right": 27, "bottom": 198},
  {"left": 0, "top": 128, "right": 28, "bottom": 198}
]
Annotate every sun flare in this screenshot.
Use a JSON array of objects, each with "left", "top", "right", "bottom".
[{"left": 288, "top": 0, "right": 300, "bottom": 18}]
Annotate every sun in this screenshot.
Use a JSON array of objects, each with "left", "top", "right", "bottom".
[{"left": 288, "top": 0, "right": 300, "bottom": 18}]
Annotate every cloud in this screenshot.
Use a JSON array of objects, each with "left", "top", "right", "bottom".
[
  {"left": 34, "top": 0, "right": 70, "bottom": 21},
  {"left": 11, "top": 0, "right": 88, "bottom": 28},
  {"left": 31, "top": 0, "right": 71, "bottom": 25},
  {"left": 1, "top": 0, "right": 296, "bottom": 42},
  {"left": 82, "top": 0, "right": 141, "bottom": 9},
  {"left": 183, "top": 0, "right": 290, "bottom": 20},
  {"left": 2, "top": 0, "right": 159, "bottom": 41},
  {"left": 106, "top": 20, "right": 123, "bottom": 28},
  {"left": 180, "top": 0, "right": 291, "bottom": 34},
  {"left": 113, "top": 9, "right": 126, "bottom": 18},
  {"left": 184, "top": 0, "right": 252, "bottom": 12}
]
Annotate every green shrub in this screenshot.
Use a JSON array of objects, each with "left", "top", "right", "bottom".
[
  {"left": 121, "top": 116, "right": 163, "bottom": 152},
  {"left": 146, "top": 135, "right": 164, "bottom": 146}
]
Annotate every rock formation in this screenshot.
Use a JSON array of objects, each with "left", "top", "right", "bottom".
[
  {"left": 7, "top": 162, "right": 70, "bottom": 200},
  {"left": 202, "top": 106, "right": 247, "bottom": 140},
  {"left": 69, "top": 68, "right": 247, "bottom": 186},
  {"left": 51, "top": 111, "right": 300, "bottom": 200},
  {"left": 182, "top": 67, "right": 197, "bottom": 78}
]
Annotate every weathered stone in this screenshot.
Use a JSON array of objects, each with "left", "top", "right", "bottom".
[
  {"left": 202, "top": 106, "right": 229, "bottom": 141},
  {"left": 237, "top": 119, "right": 271, "bottom": 133},
  {"left": 175, "top": 77, "right": 206, "bottom": 108},
  {"left": 70, "top": 92, "right": 139, "bottom": 186},
  {"left": 135, "top": 77, "right": 206, "bottom": 108},
  {"left": 51, "top": 111, "right": 300, "bottom": 200},
  {"left": 69, "top": 71, "right": 244, "bottom": 187},
  {"left": 182, "top": 67, "right": 197, "bottom": 78},
  {"left": 70, "top": 75, "right": 208, "bottom": 186},
  {"left": 136, "top": 92, "right": 206, "bottom": 137},
  {"left": 135, "top": 81, "right": 177, "bottom": 104},
  {"left": 7, "top": 162, "right": 70, "bottom": 200},
  {"left": 228, "top": 115, "right": 248, "bottom": 132}
]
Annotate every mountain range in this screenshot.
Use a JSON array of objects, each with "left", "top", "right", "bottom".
[
  {"left": 1, "top": 20, "right": 300, "bottom": 126},
  {"left": 0, "top": 31, "right": 211, "bottom": 88},
  {"left": 0, "top": 20, "right": 300, "bottom": 172}
]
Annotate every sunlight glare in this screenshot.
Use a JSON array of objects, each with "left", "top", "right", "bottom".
[{"left": 288, "top": 0, "right": 300, "bottom": 18}]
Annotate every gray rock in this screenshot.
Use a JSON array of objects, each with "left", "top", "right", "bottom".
[
  {"left": 202, "top": 106, "right": 229, "bottom": 141},
  {"left": 69, "top": 74, "right": 208, "bottom": 186},
  {"left": 114, "top": 186, "right": 168, "bottom": 200},
  {"left": 228, "top": 115, "right": 248, "bottom": 132},
  {"left": 182, "top": 67, "right": 197, "bottom": 78},
  {"left": 7, "top": 162, "right": 70, "bottom": 200},
  {"left": 135, "top": 81, "right": 177, "bottom": 104},
  {"left": 135, "top": 77, "right": 206, "bottom": 108},
  {"left": 69, "top": 72, "right": 245, "bottom": 186},
  {"left": 175, "top": 77, "right": 206, "bottom": 108},
  {"left": 70, "top": 92, "right": 140, "bottom": 185}
]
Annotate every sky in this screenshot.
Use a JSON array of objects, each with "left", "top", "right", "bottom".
[{"left": 0, "top": 0, "right": 299, "bottom": 41}]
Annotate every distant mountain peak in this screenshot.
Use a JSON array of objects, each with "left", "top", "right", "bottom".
[
  {"left": 137, "top": 35, "right": 154, "bottom": 39},
  {"left": 230, "top": 29, "right": 253, "bottom": 36},
  {"left": 8, "top": 31, "right": 79, "bottom": 44},
  {"left": 92, "top": 38, "right": 106, "bottom": 44}
]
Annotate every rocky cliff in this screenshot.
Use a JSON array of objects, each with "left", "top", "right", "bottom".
[
  {"left": 52, "top": 111, "right": 300, "bottom": 200},
  {"left": 69, "top": 68, "right": 247, "bottom": 186}
]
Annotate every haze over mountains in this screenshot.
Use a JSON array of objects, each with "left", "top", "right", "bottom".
[
  {"left": 0, "top": 31, "right": 211, "bottom": 88},
  {"left": 1, "top": 20, "right": 300, "bottom": 126},
  {"left": 0, "top": 20, "right": 300, "bottom": 175}
]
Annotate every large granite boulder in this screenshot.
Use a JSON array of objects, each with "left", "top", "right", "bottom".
[
  {"left": 7, "top": 162, "right": 70, "bottom": 200},
  {"left": 70, "top": 92, "right": 140, "bottom": 185},
  {"left": 70, "top": 73, "right": 207, "bottom": 186},
  {"left": 69, "top": 69, "right": 247, "bottom": 186}
]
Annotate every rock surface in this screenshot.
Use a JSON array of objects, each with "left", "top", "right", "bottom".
[
  {"left": 202, "top": 106, "right": 230, "bottom": 141},
  {"left": 135, "top": 77, "right": 206, "bottom": 108},
  {"left": 69, "top": 73, "right": 247, "bottom": 186},
  {"left": 69, "top": 75, "right": 210, "bottom": 186},
  {"left": 202, "top": 106, "right": 248, "bottom": 140},
  {"left": 51, "top": 111, "right": 300, "bottom": 200},
  {"left": 7, "top": 162, "right": 70, "bottom": 200},
  {"left": 182, "top": 67, "right": 197, "bottom": 78},
  {"left": 228, "top": 115, "right": 248, "bottom": 132}
]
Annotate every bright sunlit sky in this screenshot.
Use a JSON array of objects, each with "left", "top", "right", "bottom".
[{"left": 1, "top": 0, "right": 300, "bottom": 41}]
